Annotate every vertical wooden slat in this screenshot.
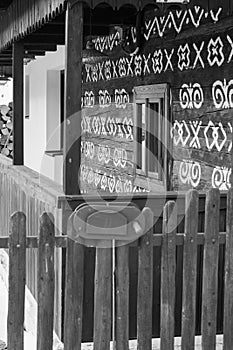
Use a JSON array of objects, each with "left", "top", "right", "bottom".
[
  {"left": 37, "top": 213, "right": 55, "bottom": 350},
  {"left": 13, "top": 41, "right": 24, "bottom": 165},
  {"left": 160, "top": 200, "right": 177, "bottom": 350},
  {"left": 63, "top": 1, "right": 83, "bottom": 194},
  {"left": 54, "top": 208, "right": 63, "bottom": 338},
  {"left": 181, "top": 190, "right": 199, "bottom": 350},
  {"left": 7, "top": 212, "right": 26, "bottom": 350},
  {"left": 93, "top": 247, "right": 112, "bottom": 350},
  {"left": 64, "top": 218, "right": 84, "bottom": 350},
  {"left": 116, "top": 244, "right": 129, "bottom": 350},
  {"left": 137, "top": 207, "right": 153, "bottom": 350},
  {"left": 201, "top": 188, "right": 220, "bottom": 350},
  {"left": 223, "top": 188, "right": 233, "bottom": 350}
]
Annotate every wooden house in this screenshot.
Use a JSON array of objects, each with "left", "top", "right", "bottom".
[{"left": 0, "top": 0, "right": 232, "bottom": 342}]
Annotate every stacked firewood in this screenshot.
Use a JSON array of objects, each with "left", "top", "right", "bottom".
[{"left": 0, "top": 103, "right": 13, "bottom": 159}]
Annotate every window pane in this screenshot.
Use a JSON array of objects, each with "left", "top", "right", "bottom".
[
  {"left": 148, "top": 102, "right": 159, "bottom": 173},
  {"left": 136, "top": 103, "right": 146, "bottom": 172}
]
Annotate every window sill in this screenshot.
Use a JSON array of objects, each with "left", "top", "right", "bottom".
[{"left": 44, "top": 150, "right": 63, "bottom": 157}]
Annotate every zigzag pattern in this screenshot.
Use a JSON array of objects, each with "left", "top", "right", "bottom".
[{"left": 144, "top": 6, "right": 222, "bottom": 40}]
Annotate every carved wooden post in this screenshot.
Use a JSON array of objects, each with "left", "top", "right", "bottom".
[
  {"left": 13, "top": 41, "right": 24, "bottom": 165},
  {"left": 63, "top": 0, "right": 83, "bottom": 194}
]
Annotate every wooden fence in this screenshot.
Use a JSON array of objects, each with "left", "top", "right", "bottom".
[
  {"left": 0, "top": 154, "right": 63, "bottom": 337},
  {"left": 1, "top": 187, "right": 233, "bottom": 349}
]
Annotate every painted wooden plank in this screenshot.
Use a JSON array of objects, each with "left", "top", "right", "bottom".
[
  {"left": 181, "top": 189, "right": 199, "bottom": 350},
  {"left": 201, "top": 188, "right": 220, "bottom": 350},
  {"left": 160, "top": 200, "right": 177, "bottom": 350},
  {"left": 64, "top": 1, "right": 83, "bottom": 194},
  {"left": 223, "top": 188, "right": 233, "bottom": 350},
  {"left": 93, "top": 247, "right": 112, "bottom": 350},
  {"left": 137, "top": 207, "right": 154, "bottom": 350},
  {"left": 13, "top": 41, "right": 24, "bottom": 166},
  {"left": 116, "top": 244, "right": 129, "bottom": 350},
  {"left": 7, "top": 212, "right": 26, "bottom": 350},
  {"left": 37, "top": 213, "right": 55, "bottom": 350},
  {"left": 64, "top": 217, "right": 84, "bottom": 350}
]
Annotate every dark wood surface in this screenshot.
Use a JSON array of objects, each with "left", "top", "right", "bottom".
[
  {"left": 7, "top": 212, "right": 26, "bottom": 350},
  {"left": 181, "top": 190, "right": 199, "bottom": 350},
  {"left": 224, "top": 188, "right": 233, "bottom": 349},
  {"left": 63, "top": 1, "right": 83, "bottom": 194},
  {"left": 201, "top": 189, "right": 220, "bottom": 349},
  {"left": 115, "top": 244, "right": 129, "bottom": 350},
  {"left": 37, "top": 213, "right": 55, "bottom": 350},
  {"left": 64, "top": 231, "right": 84, "bottom": 350},
  {"left": 160, "top": 201, "right": 177, "bottom": 350},
  {"left": 137, "top": 208, "right": 153, "bottom": 350}
]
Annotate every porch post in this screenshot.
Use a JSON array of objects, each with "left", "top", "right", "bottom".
[
  {"left": 63, "top": 0, "right": 83, "bottom": 195},
  {"left": 13, "top": 42, "right": 24, "bottom": 165}
]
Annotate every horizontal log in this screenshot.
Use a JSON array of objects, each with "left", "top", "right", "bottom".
[{"left": 0, "top": 232, "right": 226, "bottom": 249}]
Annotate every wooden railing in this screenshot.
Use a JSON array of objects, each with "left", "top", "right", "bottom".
[
  {"left": 0, "top": 154, "right": 63, "bottom": 337},
  {"left": 1, "top": 188, "right": 233, "bottom": 349}
]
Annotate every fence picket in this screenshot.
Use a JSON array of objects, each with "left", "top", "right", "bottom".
[
  {"left": 116, "top": 244, "right": 129, "bottom": 350},
  {"left": 224, "top": 188, "right": 233, "bottom": 350},
  {"left": 181, "top": 190, "right": 199, "bottom": 350},
  {"left": 37, "top": 213, "right": 55, "bottom": 350},
  {"left": 201, "top": 188, "right": 220, "bottom": 350},
  {"left": 93, "top": 247, "right": 112, "bottom": 350},
  {"left": 160, "top": 201, "right": 177, "bottom": 350},
  {"left": 7, "top": 212, "right": 26, "bottom": 350},
  {"left": 64, "top": 216, "right": 84, "bottom": 350},
  {"left": 137, "top": 207, "right": 153, "bottom": 350}
]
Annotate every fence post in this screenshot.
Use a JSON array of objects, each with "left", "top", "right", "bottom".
[
  {"left": 224, "top": 188, "right": 233, "bottom": 350},
  {"left": 137, "top": 207, "right": 153, "bottom": 350},
  {"left": 7, "top": 211, "right": 26, "bottom": 350},
  {"left": 201, "top": 188, "right": 220, "bottom": 350},
  {"left": 160, "top": 200, "right": 177, "bottom": 350},
  {"left": 64, "top": 216, "right": 84, "bottom": 350},
  {"left": 37, "top": 212, "right": 55, "bottom": 350},
  {"left": 181, "top": 190, "right": 199, "bottom": 350},
  {"left": 93, "top": 246, "right": 112, "bottom": 350},
  {"left": 116, "top": 243, "right": 129, "bottom": 350}
]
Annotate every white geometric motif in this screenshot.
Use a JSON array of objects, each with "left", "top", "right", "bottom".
[
  {"left": 144, "top": 6, "right": 222, "bottom": 41},
  {"left": 164, "top": 49, "right": 174, "bottom": 71},
  {"left": 83, "top": 91, "right": 95, "bottom": 108},
  {"left": 212, "top": 167, "right": 231, "bottom": 191},
  {"left": 93, "top": 31, "right": 121, "bottom": 52},
  {"left": 99, "top": 90, "right": 111, "bottom": 107},
  {"left": 193, "top": 41, "right": 205, "bottom": 68},
  {"left": 135, "top": 55, "right": 143, "bottom": 76},
  {"left": 179, "top": 160, "right": 201, "bottom": 188},
  {"left": 227, "top": 35, "right": 233, "bottom": 63},
  {"left": 189, "top": 121, "right": 202, "bottom": 149},
  {"left": 207, "top": 37, "right": 225, "bottom": 67},
  {"left": 152, "top": 50, "right": 163, "bottom": 74},
  {"left": 212, "top": 79, "right": 233, "bottom": 109},
  {"left": 204, "top": 121, "right": 227, "bottom": 152},
  {"left": 178, "top": 44, "right": 190, "bottom": 71},
  {"left": 115, "top": 89, "right": 130, "bottom": 109},
  {"left": 179, "top": 83, "right": 204, "bottom": 109}
]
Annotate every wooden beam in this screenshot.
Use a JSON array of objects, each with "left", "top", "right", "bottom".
[
  {"left": 13, "top": 42, "right": 24, "bottom": 165},
  {"left": 24, "top": 34, "right": 65, "bottom": 45},
  {"left": 63, "top": 1, "right": 83, "bottom": 195}
]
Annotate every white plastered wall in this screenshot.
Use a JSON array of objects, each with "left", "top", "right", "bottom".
[{"left": 24, "top": 45, "right": 65, "bottom": 186}]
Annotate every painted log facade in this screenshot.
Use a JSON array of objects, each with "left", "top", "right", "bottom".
[{"left": 81, "top": 0, "right": 233, "bottom": 193}]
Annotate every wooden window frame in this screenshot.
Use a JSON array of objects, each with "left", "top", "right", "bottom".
[{"left": 133, "top": 83, "right": 170, "bottom": 189}]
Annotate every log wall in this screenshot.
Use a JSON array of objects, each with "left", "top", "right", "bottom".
[{"left": 82, "top": 1, "right": 233, "bottom": 193}]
